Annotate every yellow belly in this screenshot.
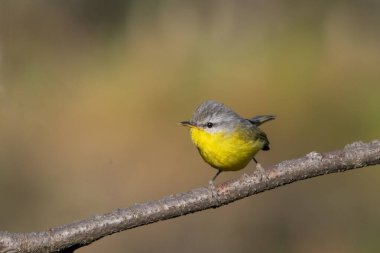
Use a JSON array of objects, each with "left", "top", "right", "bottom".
[{"left": 190, "top": 127, "right": 263, "bottom": 171}]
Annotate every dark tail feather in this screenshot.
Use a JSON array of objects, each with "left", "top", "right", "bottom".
[
  {"left": 262, "top": 143, "right": 270, "bottom": 151},
  {"left": 248, "top": 115, "right": 276, "bottom": 126}
]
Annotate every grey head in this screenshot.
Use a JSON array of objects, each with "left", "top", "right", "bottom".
[{"left": 189, "top": 100, "right": 244, "bottom": 133}]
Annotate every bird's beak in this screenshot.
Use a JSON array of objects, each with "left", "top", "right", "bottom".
[{"left": 180, "top": 121, "right": 195, "bottom": 127}]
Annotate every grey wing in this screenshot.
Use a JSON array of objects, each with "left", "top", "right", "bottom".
[
  {"left": 240, "top": 118, "right": 271, "bottom": 151},
  {"left": 247, "top": 115, "right": 274, "bottom": 151}
]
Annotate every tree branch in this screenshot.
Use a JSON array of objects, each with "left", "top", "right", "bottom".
[{"left": 1, "top": 140, "right": 379, "bottom": 253}]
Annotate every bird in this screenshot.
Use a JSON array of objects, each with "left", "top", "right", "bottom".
[{"left": 181, "top": 100, "right": 275, "bottom": 182}]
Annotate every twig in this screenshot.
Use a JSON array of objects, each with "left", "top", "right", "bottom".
[{"left": 1, "top": 140, "right": 379, "bottom": 253}]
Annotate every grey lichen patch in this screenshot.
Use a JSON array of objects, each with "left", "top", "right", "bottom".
[
  {"left": 275, "top": 159, "right": 296, "bottom": 172},
  {"left": 306, "top": 151, "right": 323, "bottom": 161},
  {"left": 0, "top": 234, "right": 19, "bottom": 253},
  {"left": 344, "top": 141, "right": 367, "bottom": 150},
  {"left": 241, "top": 173, "right": 253, "bottom": 183}
]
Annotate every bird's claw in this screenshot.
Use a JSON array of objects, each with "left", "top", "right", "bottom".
[
  {"left": 255, "top": 163, "right": 268, "bottom": 181},
  {"left": 208, "top": 180, "right": 219, "bottom": 202}
]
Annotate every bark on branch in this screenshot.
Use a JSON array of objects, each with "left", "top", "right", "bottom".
[{"left": 1, "top": 140, "right": 380, "bottom": 253}]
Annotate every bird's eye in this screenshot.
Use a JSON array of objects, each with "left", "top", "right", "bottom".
[{"left": 206, "top": 122, "right": 213, "bottom": 128}]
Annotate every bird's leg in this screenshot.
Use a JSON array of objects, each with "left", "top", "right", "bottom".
[
  {"left": 208, "top": 170, "right": 222, "bottom": 200},
  {"left": 211, "top": 170, "right": 222, "bottom": 182}
]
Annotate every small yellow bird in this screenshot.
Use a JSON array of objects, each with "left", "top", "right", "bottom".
[{"left": 181, "top": 100, "right": 275, "bottom": 182}]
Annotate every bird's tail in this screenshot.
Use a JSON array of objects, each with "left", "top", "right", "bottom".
[{"left": 248, "top": 115, "right": 276, "bottom": 126}]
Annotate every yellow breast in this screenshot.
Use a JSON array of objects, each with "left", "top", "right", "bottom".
[{"left": 190, "top": 127, "right": 264, "bottom": 171}]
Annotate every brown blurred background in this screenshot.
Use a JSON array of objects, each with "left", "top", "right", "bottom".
[{"left": 0, "top": 1, "right": 379, "bottom": 252}]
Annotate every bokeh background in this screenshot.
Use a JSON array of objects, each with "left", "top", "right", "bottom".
[{"left": 0, "top": 1, "right": 379, "bottom": 252}]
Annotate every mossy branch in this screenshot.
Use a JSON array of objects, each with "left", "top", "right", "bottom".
[{"left": 1, "top": 140, "right": 379, "bottom": 253}]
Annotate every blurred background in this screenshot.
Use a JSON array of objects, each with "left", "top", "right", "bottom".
[{"left": 0, "top": 1, "right": 379, "bottom": 252}]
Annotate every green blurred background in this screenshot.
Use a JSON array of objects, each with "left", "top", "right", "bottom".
[{"left": 0, "top": 1, "right": 379, "bottom": 252}]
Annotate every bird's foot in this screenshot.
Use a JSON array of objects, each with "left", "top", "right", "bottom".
[
  {"left": 255, "top": 163, "right": 268, "bottom": 181},
  {"left": 256, "top": 162, "right": 264, "bottom": 172},
  {"left": 242, "top": 173, "right": 251, "bottom": 179},
  {"left": 208, "top": 180, "right": 219, "bottom": 203}
]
